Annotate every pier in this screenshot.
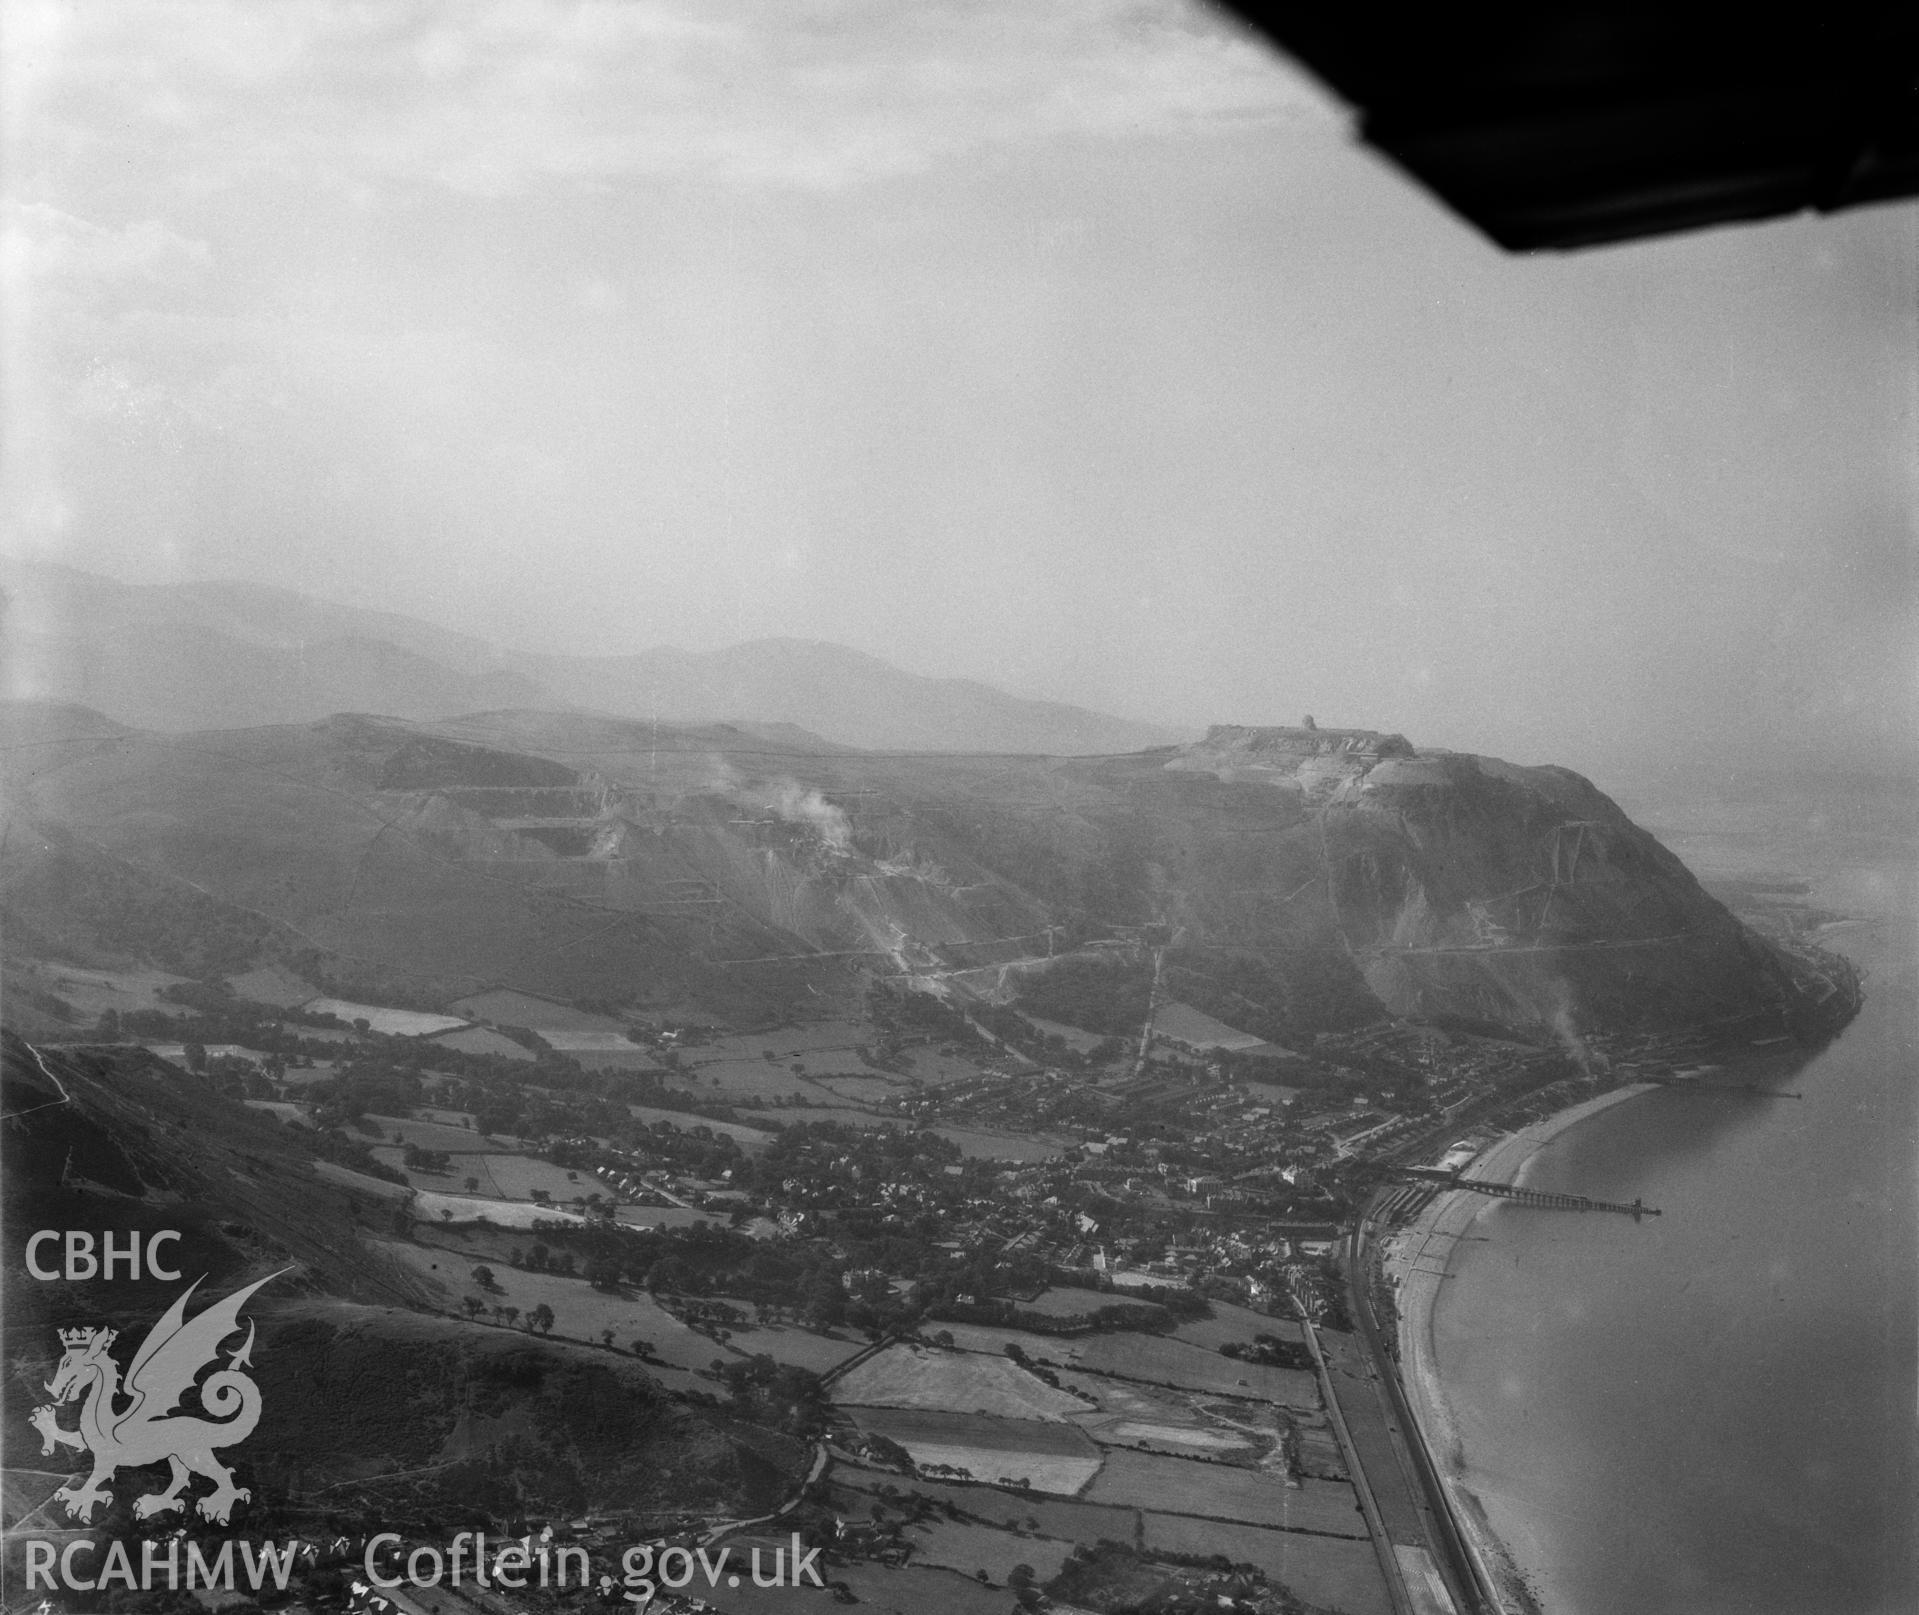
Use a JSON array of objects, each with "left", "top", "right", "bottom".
[{"left": 1394, "top": 1166, "right": 1661, "bottom": 1219}]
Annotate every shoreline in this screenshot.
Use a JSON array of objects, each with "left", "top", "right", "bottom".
[{"left": 1382, "top": 1082, "right": 1658, "bottom": 1615}]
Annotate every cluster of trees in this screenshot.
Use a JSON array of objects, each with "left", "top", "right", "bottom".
[
  {"left": 1014, "top": 958, "right": 1154, "bottom": 1037},
  {"left": 1218, "top": 1332, "right": 1313, "bottom": 1371},
  {"left": 401, "top": 1142, "right": 453, "bottom": 1173},
  {"left": 459, "top": 1296, "right": 556, "bottom": 1334},
  {"left": 710, "top": 1354, "right": 827, "bottom": 1436}
]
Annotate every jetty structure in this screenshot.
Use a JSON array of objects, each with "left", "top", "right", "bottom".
[{"left": 1393, "top": 1165, "right": 1661, "bottom": 1219}]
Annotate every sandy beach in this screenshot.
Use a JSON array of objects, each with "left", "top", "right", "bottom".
[{"left": 1382, "top": 1083, "right": 1657, "bottom": 1615}]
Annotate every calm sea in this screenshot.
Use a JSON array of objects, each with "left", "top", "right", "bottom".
[{"left": 1430, "top": 779, "right": 1918, "bottom": 1615}]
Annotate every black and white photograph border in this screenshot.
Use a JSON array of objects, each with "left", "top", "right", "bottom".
[{"left": 1, "top": 7, "right": 1915, "bottom": 1615}]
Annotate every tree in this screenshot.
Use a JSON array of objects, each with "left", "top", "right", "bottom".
[
  {"left": 631, "top": 1338, "right": 655, "bottom": 1357},
  {"left": 528, "top": 1303, "right": 555, "bottom": 1335},
  {"left": 464, "top": 1176, "right": 481, "bottom": 1194},
  {"left": 501, "top": 1306, "right": 520, "bottom": 1329},
  {"left": 470, "top": 1265, "right": 495, "bottom": 1291},
  {"left": 601, "top": 1328, "right": 615, "bottom": 1347},
  {"left": 462, "top": 1296, "right": 485, "bottom": 1318},
  {"left": 183, "top": 1042, "right": 208, "bottom": 1074}
]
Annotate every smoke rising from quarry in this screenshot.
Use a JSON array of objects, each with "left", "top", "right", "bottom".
[{"left": 768, "top": 784, "right": 853, "bottom": 856}]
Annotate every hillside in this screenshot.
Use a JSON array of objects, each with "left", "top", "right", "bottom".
[
  {"left": 1, "top": 559, "right": 1181, "bottom": 753},
  {"left": 0, "top": 703, "right": 1853, "bottom": 1047},
  {"left": 0, "top": 1034, "right": 805, "bottom": 1530}
]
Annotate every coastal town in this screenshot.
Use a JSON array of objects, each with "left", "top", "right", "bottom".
[{"left": 6, "top": 924, "right": 1859, "bottom": 1615}]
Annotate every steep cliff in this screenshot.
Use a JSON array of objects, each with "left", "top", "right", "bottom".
[{"left": 0, "top": 705, "right": 1853, "bottom": 1045}]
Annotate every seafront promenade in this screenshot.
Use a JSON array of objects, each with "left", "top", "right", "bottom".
[{"left": 1379, "top": 1083, "right": 1658, "bottom": 1614}]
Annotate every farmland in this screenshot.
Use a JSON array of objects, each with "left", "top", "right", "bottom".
[
  {"left": 1069, "top": 1333, "right": 1319, "bottom": 1406},
  {"left": 830, "top": 1468, "right": 1137, "bottom": 1544},
  {"left": 846, "top": 1409, "right": 1104, "bottom": 1495},
  {"left": 674, "top": 1060, "right": 838, "bottom": 1102},
  {"left": 903, "top": 1519, "right": 1076, "bottom": 1583},
  {"left": 627, "top": 1104, "right": 774, "bottom": 1145},
  {"left": 1018, "top": 1285, "right": 1165, "bottom": 1321},
  {"left": 931, "top": 1125, "right": 1066, "bottom": 1162},
  {"left": 1171, "top": 1298, "right": 1306, "bottom": 1353},
  {"left": 1139, "top": 1515, "right": 1391, "bottom": 1615},
  {"left": 34, "top": 963, "right": 193, "bottom": 1021},
  {"left": 381, "top": 1239, "right": 728, "bottom": 1375},
  {"left": 1089, "top": 1450, "right": 1367, "bottom": 1537},
  {"left": 1094, "top": 1420, "right": 1256, "bottom": 1457},
  {"left": 412, "top": 1191, "right": 586, "bottom": 1227},
  {"left": 304, "top": 997, "right": 469, "bottom": 1036},
  {"left": 450, "top": 987, "right": 623, "bottom": 1029},
  {"left": 833, "top": 1344, "right": 1087, "bottom": 1420},
  {"left": 428, "top": 1024, "right": 535, "bottom": 1060},
  {"left": 538, "top": 1028, "right": 647, "bottom": 1052},
  {"left": 363, "top": 1112, "right": 493, "bottom": 1153}
]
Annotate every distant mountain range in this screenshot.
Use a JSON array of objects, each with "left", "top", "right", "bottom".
[{"left": 0, "top": 560, "right": 1184, "bottom": 754}]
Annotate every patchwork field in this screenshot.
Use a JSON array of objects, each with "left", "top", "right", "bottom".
[
  {"left": 1094, "top": 1421, "right": 1257, "bottom": 1457},
  {"left": 702, "top": 1021, "right": 867, "bottom": 1059},
  {"left": 891, "top": 1048, "right": 996, "bottom": 1086},
  {"left": 412, "top": 1191, "right": 586, "bottom": 1228},
  {"left": 833, "top": 1344, "right": 1086, "bottom": 1420},
  {"left": 1019, "top": 1287, "right": 1164, "bottom": 1321},
  {"left": 846, "top": 1410, "right": 1104, "bottom": 1494},
  {"left": 929, "top": 1330, "right": 1317, "bottom": 1407},
  {"left": 38, "top": 964, "right": 193, "bottom": 1021},
  {"left": 627, "top": 1105, "right": 775, "bottom": 1145},
  {"left": 1069, "top": 1334, "right": 1318, "bottom": 1406},
  {"left": 1018, "top": 1014, "right": 1108, "bottom": 1053},
  {"left": 1151, "top": 1000, "right": 1267, "bottom": 1051},
  {"left": 676, "top": 1061, "right": 841, "bottom": 1102},
  {"left": 428, "top": 1024, "right": 535, "bottom": 1060},
  {"left": 484, "top": 1154, "right": 597, "bottom": 1200},
  {"left": 815, "top": 1075, "right": 901, "bottom": 1103},
  {"left": 1057, "top": 1373, "right": 1203, "bottom": 1424},
  {"left": 933, "top": 1324, "right": 1078, "bottom": 1361},
  {"left": 770, "top": 1104, "right": 894, "bottom": 1129},
  {"left": 538, "top": 1029, "right": 647, "bottom": 1052},
  {"left": 364, "top": 1113, "right": 495, "bottom": 1153},
  {"left": 224, "top": 963, "right": 320, "bottom": 1007},
  {"left": 383, "top": 1151, "right": 589, "bottom": 1200},
  {"left": 384, "top": 1240, "right": 727, "bottom": 1375},
  {"left": 720, "top": 1322, "right": 866, "bottom": 1374},
  {"left": 904, "top": 1519, "right": 1076, "bottom": 1584},
  {"left": 1089, "top": 1451, "right": 1366, "bottom": 1537},
  {"left": 1139, "top": 1515, "right": 1390, "bottom": 1615},
  {"left": 1171, "top": 1299, "right": 1304, "bottom": 1353},
  {"left": 312, "top": 1160, "right": 411, "bottom": 1200},
  {"left": 614, "top": 1205, "right": 724, "bottom": 1230},
  {"left": 931, "top": 1126, "right": 1065, "bottom": 1162},
  {"left": 451, "top": 988, "right": 623, "bottom": 1030},
  {"left": 831, "top": 1469, "right": 1135, "bottom": 1544},
  {"left": 304, "top": 998, "right": 469, "bottom": 1036}
]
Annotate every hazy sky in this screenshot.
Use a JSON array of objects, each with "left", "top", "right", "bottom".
[{"left": 3, "top": 0, "right": 1915, "bottom": 773}]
